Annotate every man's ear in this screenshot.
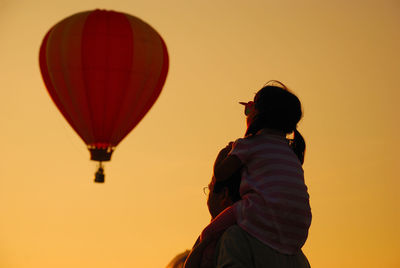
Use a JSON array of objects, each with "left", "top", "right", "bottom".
[{"left": 222, "top": 188, "right": 233, "bottom": 206}]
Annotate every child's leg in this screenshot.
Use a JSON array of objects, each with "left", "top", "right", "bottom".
[{"left": 200, "top": 205, "right": 236, "bottom": 242}]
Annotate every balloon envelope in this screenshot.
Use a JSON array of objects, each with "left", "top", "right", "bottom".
[{"left": 39, "top": 9, "right": 169, "bottom": 161}]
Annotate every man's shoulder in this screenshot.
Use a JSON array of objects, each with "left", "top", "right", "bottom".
[
  {"left": 215, "top": 225, "right": 255, "bottom": 268},
  {"left": 219, "top": 225, "right": 266, "bottom": 250},
  {"left": 221, "top": 225, "right": 247, "bottom": 239},
  {"left": 216, "top": 225, "right": 311, "bottom": 268}
]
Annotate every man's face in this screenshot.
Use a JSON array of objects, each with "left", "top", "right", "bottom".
[{"left": 207, "top": 177, "right": 232, "bottom": 219}]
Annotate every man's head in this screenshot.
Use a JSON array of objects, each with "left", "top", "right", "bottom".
[{"left": 207, "top": 170, "right": 241, "bottom": 219}]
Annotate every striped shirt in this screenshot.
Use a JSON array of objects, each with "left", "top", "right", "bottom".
[{"left": 230, "top": 131, "right": 311, "bottom": 254}]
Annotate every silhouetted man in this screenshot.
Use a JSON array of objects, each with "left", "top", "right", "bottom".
[
  {"left": 206, "top": 146, "right": 311, "bottom": 268},
  {"left": 209, "top": 175, "right": 310, "bottom": 267},
  {"left": 168, "top": 146, "right": 311, "bottom": 267}
]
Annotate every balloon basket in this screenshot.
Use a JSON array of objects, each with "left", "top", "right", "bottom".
[{"left": 94, "top": 162, "right": 105, "bottom": 183}]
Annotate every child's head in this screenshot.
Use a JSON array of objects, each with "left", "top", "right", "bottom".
[
  {"left": 245, "top": 80, "right": 306, "bottom": 164},
  {"left": 246, "top": 81, "right": 302, "bottom": 136}
]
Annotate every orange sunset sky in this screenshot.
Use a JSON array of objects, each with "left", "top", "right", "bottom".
[{"left": 0, "top": 0, "right": 399, "bottom": 267}]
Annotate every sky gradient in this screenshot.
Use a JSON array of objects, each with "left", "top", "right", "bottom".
[{"left": 1, "top": 0, "right": 399, "bottom": 267}]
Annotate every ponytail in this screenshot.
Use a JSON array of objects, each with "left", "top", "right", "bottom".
[{"left": 290, "top": 129, "right": 306, "bottom": 165}]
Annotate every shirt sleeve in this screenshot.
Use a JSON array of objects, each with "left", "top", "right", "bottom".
[{"left": 229, "top": 138, "right": 251, "bottom": 164}]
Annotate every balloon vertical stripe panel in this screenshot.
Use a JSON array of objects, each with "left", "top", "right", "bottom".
[
  {"left": 48, "top": 12, "right": 96, "bottom": 144},
  {"left": 81, "top": 11, "right": 134, "bottom": 146},
  {"left": 40, "top": 11, "right": 96, "bottom": 145},
  {"left": 109, "top": 17, "right": 169, "bottom": 145}
]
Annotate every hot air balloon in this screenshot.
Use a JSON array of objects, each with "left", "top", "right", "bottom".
[{"left": 39, "top": 9, "right": 169, "bottom": 182}]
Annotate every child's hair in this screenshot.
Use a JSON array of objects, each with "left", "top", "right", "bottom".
[{"left": 245, "top": 81, "right": 306, "bottom": 164}]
